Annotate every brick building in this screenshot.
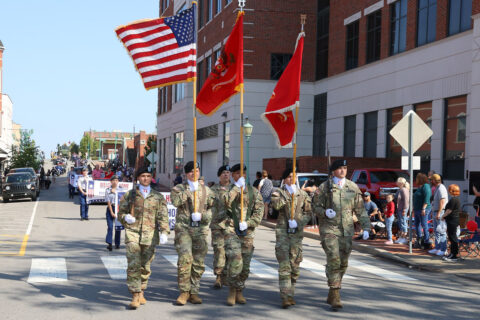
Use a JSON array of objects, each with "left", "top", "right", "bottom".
[{"left": 155, "top": 0, "right": 480, "bottom": 204}]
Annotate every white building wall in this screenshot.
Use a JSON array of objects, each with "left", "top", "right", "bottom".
[{"left": 0, "top": 94, "right": 13, "bottom": 155}]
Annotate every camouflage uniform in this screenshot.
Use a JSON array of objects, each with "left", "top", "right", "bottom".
[
  {"left": 223, "top": 185, "right": 264, "bottom": 289},
  {"left": 271, "top": 187, "right": 312, "bottom": 301},
  {"left": 171, "top": 182, "right": 215, "bottom": 294},
  {"left": 209, "top": 183, "right": 233, "bottom": 276},
  {"left": 313, "top": 178, "right": 369, "bottom": 288},
  {"left": 118, "top": 188, "right": 169, "bottom": 293}
]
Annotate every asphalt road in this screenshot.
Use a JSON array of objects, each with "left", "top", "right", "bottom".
[{"left": 0, "top": 173, "right": 478, "bottom": 320}]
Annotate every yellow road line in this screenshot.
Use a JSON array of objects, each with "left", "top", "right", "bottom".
[
  {"left": 0, "top": 252, "right": 19, "bottom": 256},
  {"left": 18, "top": 234, "right": 29, "bottom": 256}
]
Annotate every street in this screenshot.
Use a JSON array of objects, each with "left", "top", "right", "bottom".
[{"left": 0, "top": 175, "right": 477, "bottom": 320}]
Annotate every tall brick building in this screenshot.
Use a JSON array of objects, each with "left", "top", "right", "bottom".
[{"left": 155, "top": 0, "right": 480, "bottom": 204}]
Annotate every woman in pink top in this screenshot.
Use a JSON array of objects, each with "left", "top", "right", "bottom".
[{"left": 384, "top": 194, "right": 396, "bottom": 244}]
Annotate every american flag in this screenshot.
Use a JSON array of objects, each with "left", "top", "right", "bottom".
[{"left": 116, "top": 5, "right": 196, "bottom": 90}]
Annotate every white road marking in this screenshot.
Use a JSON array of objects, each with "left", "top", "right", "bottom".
[
  {"left": 302, "top": 258, "right": 356, "bottom": 280},
  {"left": 163, "top": 255, "right": 215, "bottom": 278},
  {"left": 349, "top": 259, "right": 417, "bottom": 281},
  {"left": 101, "top": 256, "right": 127, "bottom": 280},
  {"left": 26, "top": 198, "right": 40, "bottom": 236},
  {"left": 27, "top": 258, "right": 68, "bottom": 283},
  {"left": 249, "top": 259, "right": 277, "bottom": 279}
]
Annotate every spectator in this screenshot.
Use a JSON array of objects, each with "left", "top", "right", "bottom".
[
  {"left": 413, "top": 173, "right": 432, "bottom": 249},
  {"left": 252, "top": 171, "right": 262, "bottom": 189},
  {"left": 473, "top": 185, "right": 480, "bottom": 216},
  {"left": 394, "top": 177, "right": 409, "bottom": 244},
  {"left": 363, "top": 192, "right": 383, "bottom": 239},
  {"left": 428, "top": 170, "right": 436, "bottom": 196},
  {"left": 92, "top": 165, "right": 103, "bottom": 179},
  {"left": 105, "top": 175, "right": 122, "bottom": 251},
  {"left": 116, "top": 167, "right": 123, "bottom": 180},
  {"left": 173, "top": 172, "right": 183, "bottom": 185},
  {"left": 104, "top": 168, "right": 114, "bottom": 180},
  {"left": 259, "top": 170, "right": 273, "bottom": 220},
  {"left": 384, "top": 194, "right": 395, "bottom": 245},
  {"left": 429, "top": 174, "right": 448, "bottom": 256},
  {"left": 67, "top": 166, "right": 75, "bottom": 198},
  {"left": 442, "top": 184, "right": 461, "bottom": 262},
  {"left": 301, "top": 179, "right": 318, "bottom": 197}
]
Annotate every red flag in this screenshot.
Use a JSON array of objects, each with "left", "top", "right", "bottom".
[
  {"left": 196, "top": 12, "right": 244, "bottom": 116},
  {"left": 261, "top": 33, "right": 304, "bottom": 148}
]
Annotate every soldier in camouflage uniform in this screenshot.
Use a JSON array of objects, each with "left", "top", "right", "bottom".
[
  {"left": 222, "top": 163, "right": 264, "bottom": 306},
  {"left": 313, "top": 159, "right": 370, "bottom": 310},
  {"left": 118, "top": 167, "right": 170, "bottom": 310},
  {"left": 209, "top": 165, "right": 232, "bottom": 288},
  {"left": 171, "top": 161, "right": 215, "bottom": 305},
  {"left": 272, "top": 168, "right": 312, "bottom": 308}
]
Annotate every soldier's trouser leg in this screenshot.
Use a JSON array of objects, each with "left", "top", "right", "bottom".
[
  {"left": 211, "top": 229, "right": 226, "bottom": 275},
  {"left": 190, "top": 229, "right": 208, "bottom": 294},
  {"left": 276, "top": 230, "right": 303, "bottom": 300},
  {"left": 321, "top": 234, "right": 352, "bottom": 289},
  {"left": 126, "top": 242, "right": 156, "bottom": 293},
  {"left": 140, "top": 243, "right": 156, "bottom": 290},
  {"left": 225, "top": 232, "right": 243, "bottom": 286},
  {"left": 175, "top": 229, "right": 193, "bottom": 293},
  {"left": 231, "top": 235, "right": 254, "bottom": 289}
]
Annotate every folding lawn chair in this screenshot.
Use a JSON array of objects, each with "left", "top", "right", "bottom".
[{"left": 458, "top": 218, "right": 480, "bottom": 258}]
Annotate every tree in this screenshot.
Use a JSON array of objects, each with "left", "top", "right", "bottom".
[
  {"left": 79, "top": 134, "right": 98, "bottom": 159},
  {"left": 10, "top": 130, "right": 42, "bottom": 171},
  {"left": 144, "top": 135, "right": 157, "bottom": 166},
  {"left": 70, "top": 142, "right": 80, "bottom": 155}
]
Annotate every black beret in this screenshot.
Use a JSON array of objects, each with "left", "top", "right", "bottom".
[
  {"left": 136, "top": 167, "right": 151, "bottom": 178},
  {"left": 184, "top": 161, "right": 200, "bottom": 173},
  {"left": 217, "top": 165, "right": 231, "bottom": 177},
  {"left": 330, "top": 159, "right": 347, "bottom": 172},
  {"left": 282, "top": 167, "right": 294, "bottom": 180},
  {"left": 110, "top": 175, "right": 119, "bottom": 181},
  {"left": 230, "top": 163, "right": 247, "bottom": 173}
]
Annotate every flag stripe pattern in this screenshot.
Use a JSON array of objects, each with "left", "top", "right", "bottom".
[{"left": 116, "top": 5, "right": 196, "bottom": 90}]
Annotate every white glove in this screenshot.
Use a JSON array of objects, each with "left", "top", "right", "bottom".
[
  {"left": 188, "top": 180, "right": 199, "bottom": 192},
  {"left": 160, "top": 233, "right": 168, "bottom": 244},
  {"left": 191, "top": 212, "right": 202, "bottom": 222},
  {"left": 125, "top": 214, "right": 136, "bottom": 224},
  {"left": 288, "top": 219, "right": 298, "bottom": 229},
  {"left": 362, "top": 230, "right": 370, "bottom": 240},
  {"left": 325, "top": 208, "right": 336, "bottom": 219},
  {"left": 235, "top": 177, "right": 246, "bottom": 189},
  {"left": 239, "top": 221, "right": 248, "bottom": 231},
  {"left": 286, "top": 184, "right": 297, "bottom": 195}
]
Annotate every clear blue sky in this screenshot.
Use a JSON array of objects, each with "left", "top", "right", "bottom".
[{"left": 0, "top": 0, "right": 160, "bottom": 155}]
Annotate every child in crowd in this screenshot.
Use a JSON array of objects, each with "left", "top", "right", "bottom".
[{"left": 384, "top": 194, "right": 395, "bottom": 245}]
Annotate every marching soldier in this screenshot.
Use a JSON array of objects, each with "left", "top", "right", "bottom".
[
  {"left": 209, "top": 165, "right": 232, "bottom": 288},
  {"left": 272, "top": 167, "right": 312, "bottom": 308},
  {"left": 223, "top": 164, "right": 263, "bottom": 306},
  {"left": 171, "top": 161, "right": 215, "bottom": 305},
  {"left": 313, "top": 159, "right": 370, "bottom": 310},
  {"left": 118, "top": 167, "right": 170, "bottom": 310}
]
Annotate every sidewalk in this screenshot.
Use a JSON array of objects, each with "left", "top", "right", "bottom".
[{"left": 261, "top": 219, "right": 480, "bottom": 283}]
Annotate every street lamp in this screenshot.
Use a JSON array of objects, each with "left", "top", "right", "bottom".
[{"left": 243, "top": 118, "right": 253, "bottom": 184}]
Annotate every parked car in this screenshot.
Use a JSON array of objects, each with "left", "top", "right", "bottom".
[
  {"left": 2, "top": 173, "right": 38, "bottom": 202},
  {"left": 9, "top": 167, "right": 40, "bottom": 197}
]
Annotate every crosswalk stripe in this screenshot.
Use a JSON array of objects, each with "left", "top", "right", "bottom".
[
  {"left": 101, "top": 256, "right": 127, "bottom": 280},
  {"left": 163, "top": 255, "right": 215, "bottom": 278},
  {"left": 27, "top": 258, "right": 68, "bottom": 283},
  {"left": 301, "top": 258, "right": 356, "bottom": 280},
  {"left": 348, "top": 259, "right": 418, "bottom": 281},
  {"left": 249, "top": 259, "right": 277, "bottom": 279}
]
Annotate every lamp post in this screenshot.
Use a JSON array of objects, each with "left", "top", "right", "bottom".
[
  {"left": 114, "top": 133, "right": 118, "bottom": 161},
  {"left": 243, "top": 118, "right": 253, "bottom": 184}
]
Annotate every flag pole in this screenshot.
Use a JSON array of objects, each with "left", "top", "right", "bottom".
[
  {"left": 239, "top": 1, "right": 245, "bottom": 223},
  {"left": 193, "top": 1, "right": 198, "bottom": 212}
]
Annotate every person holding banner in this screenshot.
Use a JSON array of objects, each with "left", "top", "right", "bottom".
[
  {"left": 222, "top": 163, "right": 263, "bottom": 306},
  {"left": 272, "top": 167, "right": 312, "bottom": 308},
  {"left": 77, "top": 167, "right": 92, "bottom": 221},
  {"left": 171, "top": 161, "right": 215, "bottom": 306},
  {"left": 105, "top": 175, "right": 122, "bottom": 251},
  {"left": 118, "top": 167, "right": 170, "bottom": 310}
]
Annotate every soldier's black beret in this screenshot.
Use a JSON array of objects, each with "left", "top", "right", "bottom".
[
  {"left": 184, "top": 161, "right": 200, "bottom": 173},
  {"left": 217, "top": 165, "right": 231, "bottom": 177},
  {"left": 230, "top": 163, "right": 246, "bottom": 173},
  {"left": 330, "top": 159, "right": 347, "bottom": 172},
  {"left": 282, "top": 167, "right": 294, "bottom": 180},
  {"left": 136, "top": 166, "right": 151, "bottom": 178}
]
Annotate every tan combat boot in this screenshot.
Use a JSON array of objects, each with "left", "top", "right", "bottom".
[
  {"left": 236, "top": 289, "right": 246, "bottom": 304},
  {"left": 139, "top": 290, "right": 147, "bottom": 305},
  {"left": 326, "top": 288, "right": 334, "bottom": 305},
  {"left": 330, "top": 288, "right": 343, "bottom": 310},
  {"left": 281, "top": 298, "right": 291, "bottom": 309},
  {"left": 213, "top": 275, "right": 222, "bottom": 289},
  {"left": 189, "top": 294, "right": 203, "bottom": 304},
  {"left": 129, "top": 292, "right": 140, "bottom": 309},
  {"left": 288, "top": 296, "right": 296, "bottom": 305},
  {"left": 176, "top": 292, "right": 190, "bottom": 306},
  {"left": 227, "top": 287, "right": 236, "bottom": 306}
]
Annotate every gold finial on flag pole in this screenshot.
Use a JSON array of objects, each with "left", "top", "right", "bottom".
[
  {"left": 238, "top": 0, "right": 246, "bottom": 12},
  {"left": 301, "top": 14, "right": 306, "bottom": 32}
]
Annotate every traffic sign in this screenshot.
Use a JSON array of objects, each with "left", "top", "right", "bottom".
[
  {"left": 401, "top": 156, "right": 420, "bottom": 171},
  {"left": 389, "top": 110, "right": 433, "bottom": 153},
  {"left": 145, "top": 152, "right": 156, "bottom": 163}
]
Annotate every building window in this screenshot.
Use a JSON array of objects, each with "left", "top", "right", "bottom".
[
  {"left": 386, "top": 107, "right": 403, "bottom": 158},
  {"left": 197, "top": 60, "right": 204, "bottom": 89},
  {"left": 364, "top": 111, "right": 378, "bottom": 157},
  {"left": 208, "top": 0, "right": 213, "bottom": 22},
  {"left": 443, "top": 96, "right": 466, "bottom": 180},
  {"left": 366, "top": 10, "right": 382, "bottom": 63},
  {"left": 197, "top": 124, "right": 218, "bottom": 140},
  {"left": 174, "top": 132, "right": 184, "bottom": 174},
  {"left": 199, "top": 0, "right": 204, "bottom": 28},
  {"left": 174, "top": 83, "right": 185, "bottom": 103},
  {"left": 448, "top": 0, "right": 472, "bottom": 36},
  {"left": 270, "top": 53, "right": 292, "bottom": 80},
  {"left": 417, "top": 0, "right": 437, "bottom": 46},
  {"left": 390, "top": 0, "right": 407, "bottom": 55},
  {"left": 345, "top": 21, "right": 359, "bottom": 70},
  {"left": 344, "top": 115, "right": 356, "bottom": 157},
  {"left": 223, "top": 121, "right": 230, "bottom": 165},
  {"left": 313, "top": 93, "right": 327, "bottom": 156},
  {"left": 177, "top": 2, "right": 187, "bottom": 13},
  {"left": 414, "top": 102, "right": 432, "bottom": 174},
  {"left": 215, "top": 49, "right": 221, "bottom": 60},
  {"left": 206, "top": 55, "right": 212, "bottom": 77},
  {"left": 216, "top": 0, "right": 222, "bottom": 14},
  {"left": 316, "top": 0, "right": 329, "bottom": 80},
  {"left": 226, "top": 0, "right": 232, "bottom": 4}
]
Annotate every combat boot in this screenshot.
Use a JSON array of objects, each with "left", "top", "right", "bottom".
[
  {"left": 189, "top": 294, "right": 203, "bottom": 304},
  {"left": 330, "top": 289, "right": 343, "bottom": 310},
  {"left": 139, "top": 290, "right": 147, "bottom": 305},
  {"left": 235, "top": 289, "right": 246, "bottom": 304},
  {"left": 175, "top": 292, "right": 190, "bottom": 306},
  {"left": 326, "top": 288, "right": 334, "bottom": 305},
  {"left": 227, "top": 287, "right": 236, "bottom": 306},
  {"left": 213, "top": 275, "right": 222, "bottom": 289},
  {"left": 129, "top": 292, "right": 140, "bottom": 309},
  {"left": 288, "top": 296, "right": 296, "bottom": 305},
  {"left": 281, "top": 298, "right": 291, "bottom": 309}
]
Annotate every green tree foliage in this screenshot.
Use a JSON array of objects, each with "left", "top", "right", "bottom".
[
  {"left": 10, "top": 130, "right": 42, "bottom": 170},
  {"left": 79, "top": 134, "right": 98, "bottom": 159},
  {"left": 144, "top": 135, "right": 157, "bottom": 166},
  {"left": 69, "top": 142, "right": 80, "bottom": 155}
]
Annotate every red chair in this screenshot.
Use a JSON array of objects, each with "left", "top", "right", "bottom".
[{"left": 458, "top": 220, "right": 480, "bottom": 258}]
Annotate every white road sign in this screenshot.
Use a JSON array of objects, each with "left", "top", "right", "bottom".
[
  {"left": 389, "top": 110, "right": 433, "bottom": 153},
  {"left": 401, "top": 156, "right": 421, "bottom": 171}
]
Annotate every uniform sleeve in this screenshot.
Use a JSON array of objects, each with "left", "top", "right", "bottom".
[
  {"left": 300, "top": 192, "right": 313, "bottom": 225},
  {"left": 118, "top": 190, "right": 131, "bottom": 226},
  {"left": 353, "top": 187, "right": 370, "bottom": 231},
  {"left": 224, "top": 185, "right": 241, "bottom": 209},
  {"left": 171, "top": 184, "right": 190, "bottom": 208},
  {"left": 200, "top": 187, "right": 213, "bottom": 224},
  {"left": 247, "top": 189, "right": 264, "bottom": 228},
  {"left": 271, "top": 188, "right": 286, "bottom": 211},
  {"left": 313, "top": 184, "right": 327, "bottom": 219},
  {"left": 156, "top": 195, "right": 170, "bottom": 235}
]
